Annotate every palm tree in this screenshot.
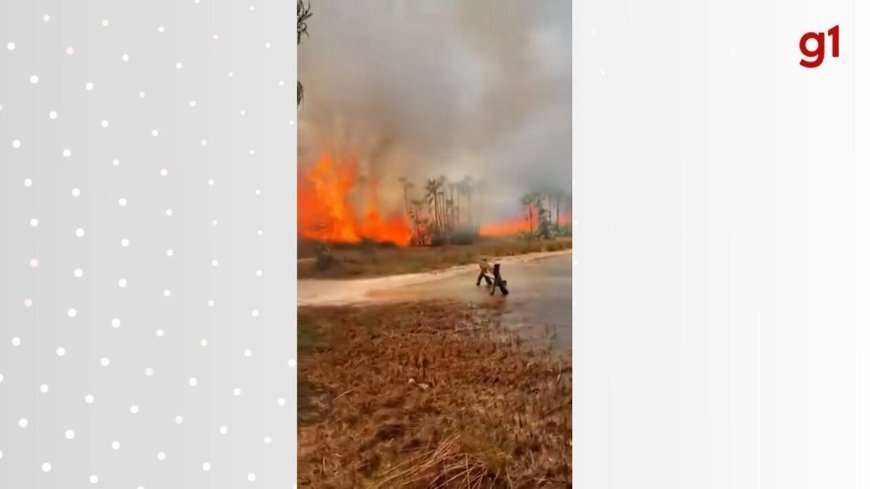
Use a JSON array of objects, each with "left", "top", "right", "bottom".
[
  {"left": 439, "top": 189, "right": 446, "bottom": 231},
  {"left": 521, "top": 193, "right": 535, "bottom": 233},
  {"left": 436, "top": 176, "right": 447, "bottom": 230},
  {"left": 437, "top": 190, "right": 446, "bottom": 230},
  {"left": 547, "top": 193, "right": 555, "bottom": 226},
  {"left": 424, "top": 178, "right": 439, "bottom": 230},
  {"left": 297, "top": 1, "right": 312, "bottom": 107},
  {"left": 447, "top": 182, "right": 456, "bottom": 229},
  {"left": 535, "top": 193, "right": 551, "bottom": 238},
  {"left": 409, "top": 198, "right": 426, "bottom": 245}
]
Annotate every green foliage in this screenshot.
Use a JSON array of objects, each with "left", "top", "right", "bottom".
[
  {"left": 536, "top": 195, "right": 551, "bottom": 239},
  {"left": 297, "top": 1, "right": 312, "bottom": 106},
  {"left": 554, "top": 224, "right": 572, "bottom": 237},
  {"left": 394, "top": 172, "right": 571, "bottom": 248},
  {"left": 297, "top": 1, "right": 312, "bottom": 44},
  {"left": 517, "top": 231, "right": 538, "bottom": 241}
]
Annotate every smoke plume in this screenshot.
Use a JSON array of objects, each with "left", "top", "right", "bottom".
[{"left": 298, "top": 0, "right": 572, "bottom": 222}]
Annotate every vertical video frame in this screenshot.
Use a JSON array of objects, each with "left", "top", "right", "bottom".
[{"left": 297, "top": 1, "right": 572, "bottom": 487}]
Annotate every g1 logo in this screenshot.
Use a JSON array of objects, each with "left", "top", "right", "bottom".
[{"left": 800, "top": 25, "right": 839, "bottom": 68}]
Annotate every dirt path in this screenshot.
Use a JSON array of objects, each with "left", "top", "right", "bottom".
[{"left": 296, "top": 249, "right": 572, "bottom": 306}]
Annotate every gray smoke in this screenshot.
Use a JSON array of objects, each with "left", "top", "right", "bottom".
[{"left": 298, "top": 0, "right": 571, "bottom": 222}]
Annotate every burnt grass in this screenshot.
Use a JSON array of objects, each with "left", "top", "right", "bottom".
[
  {"left": 297, "top": 238, "right": 572, "bottom": 279},
  {"left": 297, "top": 301, "right": 572, "bottom": 488}
]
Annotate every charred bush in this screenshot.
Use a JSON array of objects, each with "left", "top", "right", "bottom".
[
  {"left": 449, "top": 229, "right": 476, "bottom": 245},
  {"left": 360, "top": 238, "right": 377, "bottom": 252},
  {"left": 429, "top": 231, "right": 448, "bottom": 247},
  {"left": 375, "top": 240, "right": 398, "bottom": 249},
  {"left": 315, "top": 243, "right": 335, "bottom": 271}
]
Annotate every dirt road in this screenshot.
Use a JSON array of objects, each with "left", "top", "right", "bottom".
[{"left": 297, "top": 249, "right": 573, "bottom": 349}]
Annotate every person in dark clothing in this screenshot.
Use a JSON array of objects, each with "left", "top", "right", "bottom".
[{"left": 476, "top": 259, "right": 508, "bottom": 295}]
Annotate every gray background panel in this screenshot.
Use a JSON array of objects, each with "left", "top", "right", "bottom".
[{"left": 0, "top": 1, "right": 297, "bottom": 487}]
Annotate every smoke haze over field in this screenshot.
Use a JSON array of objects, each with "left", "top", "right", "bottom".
[{"left": 298, "top": 0, "right": 571, "bottom": 222}]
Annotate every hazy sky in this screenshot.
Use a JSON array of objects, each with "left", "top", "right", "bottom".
[{"left": 298, "top": 0, "right": 571, "bottom": 219}]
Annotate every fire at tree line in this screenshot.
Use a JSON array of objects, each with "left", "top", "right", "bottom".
[
  {"left": 296, "top": 1, "right": 570, "bottom": 266},
  {"left": 296, "top": 4, "right": 573, "bottom": 487},
  {"left": 298, "top": 152, "right": 571, "bottom": 246},
  {"left": 396, "top": 175, "right": 573, "bottom": 246}
]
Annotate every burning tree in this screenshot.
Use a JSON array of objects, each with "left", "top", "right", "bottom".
[{"left": 297, "top": 151, "right": 568, "bottom": 247}]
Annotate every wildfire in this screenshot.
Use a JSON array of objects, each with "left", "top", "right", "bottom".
[
  {"left": 298, "top": 151, "right": 411, "bottom": 245},
  {"left": 479, "top": 218, "right": 531, "bottom": 237},
  {"left": 479, "top": 214, "right": 571, "bottom": 237}
]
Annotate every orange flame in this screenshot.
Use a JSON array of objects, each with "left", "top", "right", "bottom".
[
  {"left": 298, "top": 151, "right": 411, "bottom": 245},
  {"left": 479, "top": 218, "right": 531, "bottom": 237},
  {"left": 479, "top": 214, "right": 571, "bottom": 237}
]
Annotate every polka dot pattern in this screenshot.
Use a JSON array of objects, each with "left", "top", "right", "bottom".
[{"left": 0, "top": 1, "right": 295, "bottom": 486}]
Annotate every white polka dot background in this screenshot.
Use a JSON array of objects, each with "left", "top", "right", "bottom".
[{"left": 0, "top": 1, "right": 296, "bottom": 487}]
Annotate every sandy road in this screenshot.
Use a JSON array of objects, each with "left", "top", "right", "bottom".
[{"left": 296, "top": 249, "right": 572, "bottom": 307}]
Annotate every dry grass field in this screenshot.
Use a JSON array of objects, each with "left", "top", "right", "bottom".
[
  {"left": 297, "top": 238, "right": 572, "bottom": 279},
  {"left": 297, "top": 301, "right": 572, "bottom": 488}
]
